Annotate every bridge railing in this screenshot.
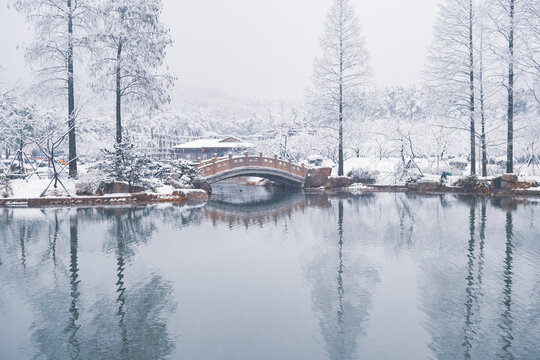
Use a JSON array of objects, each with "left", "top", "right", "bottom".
[{"left": 196, "top": 153, "right": 305, "bottom": 178}]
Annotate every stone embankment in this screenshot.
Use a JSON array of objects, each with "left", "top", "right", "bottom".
[
  {"left": 305, "top": 168, "right": 540, "bottom": 197},
  {"left": 0, "top": 189, "right": 208, "bottom": 208}
]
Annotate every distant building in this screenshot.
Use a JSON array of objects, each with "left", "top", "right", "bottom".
[{"left": 173, "top": 136, "right": 253, "bottom": 160}]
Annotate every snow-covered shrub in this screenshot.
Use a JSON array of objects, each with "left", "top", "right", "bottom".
[
  {"left": 102, "top": 142, "right": 156, "bottom": 192},
  {"left": 494, "top": 156, "right": 507, "bottom": 168},
  {"left": 403, "top": 173, "right": 424, "bottom": 184},
  {"left": 449, "top": 157, "right": 468, "bottom": 171},
  {"left": 76, "top": 171, "right": 103, "bottom": 196},
  {"left": 455, "top": 174, "right": 480, "bottom": 191},
  {"left": 101, "top": 142, "right": 197, "bottom": 192},
  {"left": 1, "top": 175, "right": 13, "bottom": 198},
  {"left": 347, "top": 168, "right": 379, "bottom": 185},
  {"left": 151, "top": 160, "right": 197, "bottom": 189},
  {"left": 153, "top": 160, "right": 197, "bottom": 182},
  {"left": 307, "top": 155, "right": 324, "bottom": 167}
]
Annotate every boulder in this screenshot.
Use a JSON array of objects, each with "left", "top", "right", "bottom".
[
  {"left": 518, "top": 181, "right": 533, "bottom": 189},
  {"left": 324, "top": 176, "right": 354, "bottom": 189},
  {"left": 305, "top": 167, "right": 332, "bottom": 188},
  {"left": 491, "top": 174, "right": 519, "bottom": 190},
  {"left": 192, "top": 178, "right": 212, "bottom": 194},
  {"left": 164, "top": 177, "right": 189, "bottom": 189},
  {"left": 171, "top": 189, "right": 209, "bottom": 203},
  {"left": 407, "top": 181, "right": 439, "bottom": 192}
]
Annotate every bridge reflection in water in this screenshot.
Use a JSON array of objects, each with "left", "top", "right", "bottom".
[{"left": 204, "top": 182, "right": 331, "bottom": 228}]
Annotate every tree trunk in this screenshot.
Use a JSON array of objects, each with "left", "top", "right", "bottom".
[
  {"left": 479, "top": 31, "right": 488, "bottom": 177},
  {"left": 19, "top": 138, "right": 24, "bottom": 174},
  {"left": 67, "top": 0, "right": 77, "bottom": 178},
  {"left": 338, "top": 0, "right": 344, "bottom": 177},
  {"left": 338, "top": 86, "right": 344, "bottom": 176},
  {"left": 468, "top": 0, "right": 476, "bottom": 175},
  {"left": 506, "top": 0, "right": 515, "bottom": 174},
  {"left": 68, "top": 214, "right": 81, "bottom": 358},
  {"left": 480, "top": 89, "right": 488, "bottom": 177},
  {"left": 116, "top": 41, "right": 123, "bottom": 144}
]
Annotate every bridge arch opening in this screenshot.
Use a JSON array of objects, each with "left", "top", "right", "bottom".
[{"left": 197, "top": 154, "right": 306, "bottom": 190}]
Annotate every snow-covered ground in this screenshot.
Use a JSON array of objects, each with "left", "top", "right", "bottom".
[
  {"left": 340, "top": 157, "right": 540, "bottom": 186},
  {"left": 2, "top": 157, "right": 539, "bottom": 200},
  {"left": 9, "top": 178, "right": 77, "bottom": 198}
]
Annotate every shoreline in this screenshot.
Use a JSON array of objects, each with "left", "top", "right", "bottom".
[
  {"left": 308, "top": 184, "right": 540, "bottom": 198},
  {"left": 0, "top": 189, "right": 209, "bottom": 208},
  {"left": 2, "top": 184, "right": 540, "bottom": 208}
]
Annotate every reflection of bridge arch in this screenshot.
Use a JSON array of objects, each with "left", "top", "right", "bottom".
[
  {"left": 197, "top": 154, "right": 305, "bottom": 186},
  {"left": 204, "top": 192, "right": 306, "bottom": 228}
]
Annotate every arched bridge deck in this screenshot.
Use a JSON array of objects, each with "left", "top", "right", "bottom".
[{"left": 197, "top": 153, "right": 306, "bottom": 186}]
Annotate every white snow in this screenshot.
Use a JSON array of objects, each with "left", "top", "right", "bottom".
[
  {"left": 9, "top": 178, "right": 77, "bottom": 198},
  {"left": 173, "top": 137, "right": 252, "bottom": 150},
  {"left": 154, "top": 185, "right": 175, "bottom": 194}
]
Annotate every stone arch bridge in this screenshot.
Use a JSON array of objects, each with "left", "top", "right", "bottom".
[{"left": 197, "top": 153, "right": 306, "bottom": 187}]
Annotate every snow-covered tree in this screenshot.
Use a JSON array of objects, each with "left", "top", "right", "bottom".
[
  {"left": 102, "top": 141, "right": 196, "bottom": 191},
  {"left": 90, "top": 0, "right": 174, "bottom": 145},
  {"left": 0, "top": 100, "right": 41, "bottom": 176},
  {"left": 102, "top": 142, "right": 154, "bottom": 192},
  {"left": 256, "top": 102, "right": 306, "bottom": 160},
  {"left": 520, "top": 0, "right": 540, "bottom": 102},
  {"left": 33, "top": 113, "right": 78, "bottom": 196},
  {"left": 488, "top": 0, "right": 518, "bottom": 173},
  {"left": 13, "top": 0, "right": 95, "bottom": 178},
  {"left": 310, "top": 0, "right": 371, "bottom": 176},
  {"left": 426, "top": 0, "right": 477, "bottom": 174}
]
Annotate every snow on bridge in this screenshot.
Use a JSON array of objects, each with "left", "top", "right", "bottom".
[{"left": 196, "top": 153, "right": 306, "bottom": 186}]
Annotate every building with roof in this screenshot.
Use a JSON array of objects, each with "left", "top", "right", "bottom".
[{"left": 173, "top": 136, "right": 253, "bottom": 160}]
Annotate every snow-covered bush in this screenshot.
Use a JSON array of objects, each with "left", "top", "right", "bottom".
[
  {"left": 152, "top": 159, "right": 197, "bottom": 189},
  {"left": 454, "top": 175, "right": 480, "bottom": 191},
  {"left": 307, "top": 155, "right": 324, "bottom": 167},
  {"left": 102, "top": 142, "right": 156, "bottom": 192},
  {"left": 101, "top": 142, "right": 197, "bottom": 192},
  {"left": 76, "top": 171, "right": 103, "bottom": 196},
  {"left": 347, "top": 168, "right": 379, "bottom": 185},
  {"left": 494, "top": 156, "right": 507, "bottom": 168},
  {"left": 449, "top": 157, "right": 468, "bottom": 171},
  {"left": 153, "top": 160, "right": 197, "bottom": 182},
  {"left": 1, "top": 175, "right": 13, "bottom": 198}
]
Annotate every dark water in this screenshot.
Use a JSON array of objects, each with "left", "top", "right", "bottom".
[{"left": 1, "top": 184, "right": 539, "bottom": 360}]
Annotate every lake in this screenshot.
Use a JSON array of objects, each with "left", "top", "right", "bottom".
[{"left": 1, "top": 184, "right": 539, "bottom": 360}]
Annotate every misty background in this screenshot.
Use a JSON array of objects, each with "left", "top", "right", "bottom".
[{"left": 0, "top": 0, "right": 438, "bottom": 102}]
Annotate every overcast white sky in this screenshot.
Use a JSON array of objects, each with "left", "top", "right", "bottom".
[{"left": 0, "top": 0, "right": 439, "bottom": 101}]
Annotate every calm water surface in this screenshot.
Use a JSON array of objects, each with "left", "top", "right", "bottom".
[{"left": 1, "top": 184, "right": 539, "bottom": 360}]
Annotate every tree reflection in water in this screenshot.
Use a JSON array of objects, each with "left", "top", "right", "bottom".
[
  {"left": 85, "top": 207, "right": 176, "bottom": 360},
  {"left": 2, "top": 208, "right": 178, "bottom": 360},
  {"left": 498, "top": 211, "right": 514, "bottom": 359},
  {"left": 0, "top": 194, "right": 539, "bottom": 360},
  {"left": 85, "top": 275, "right": 176, "bottom": 360},
  {"left": 67, "top": 214, "right": 81, "bottom": 359},
  {"left": 306, "top": 199, "right": 380, "bottom": 360}
]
